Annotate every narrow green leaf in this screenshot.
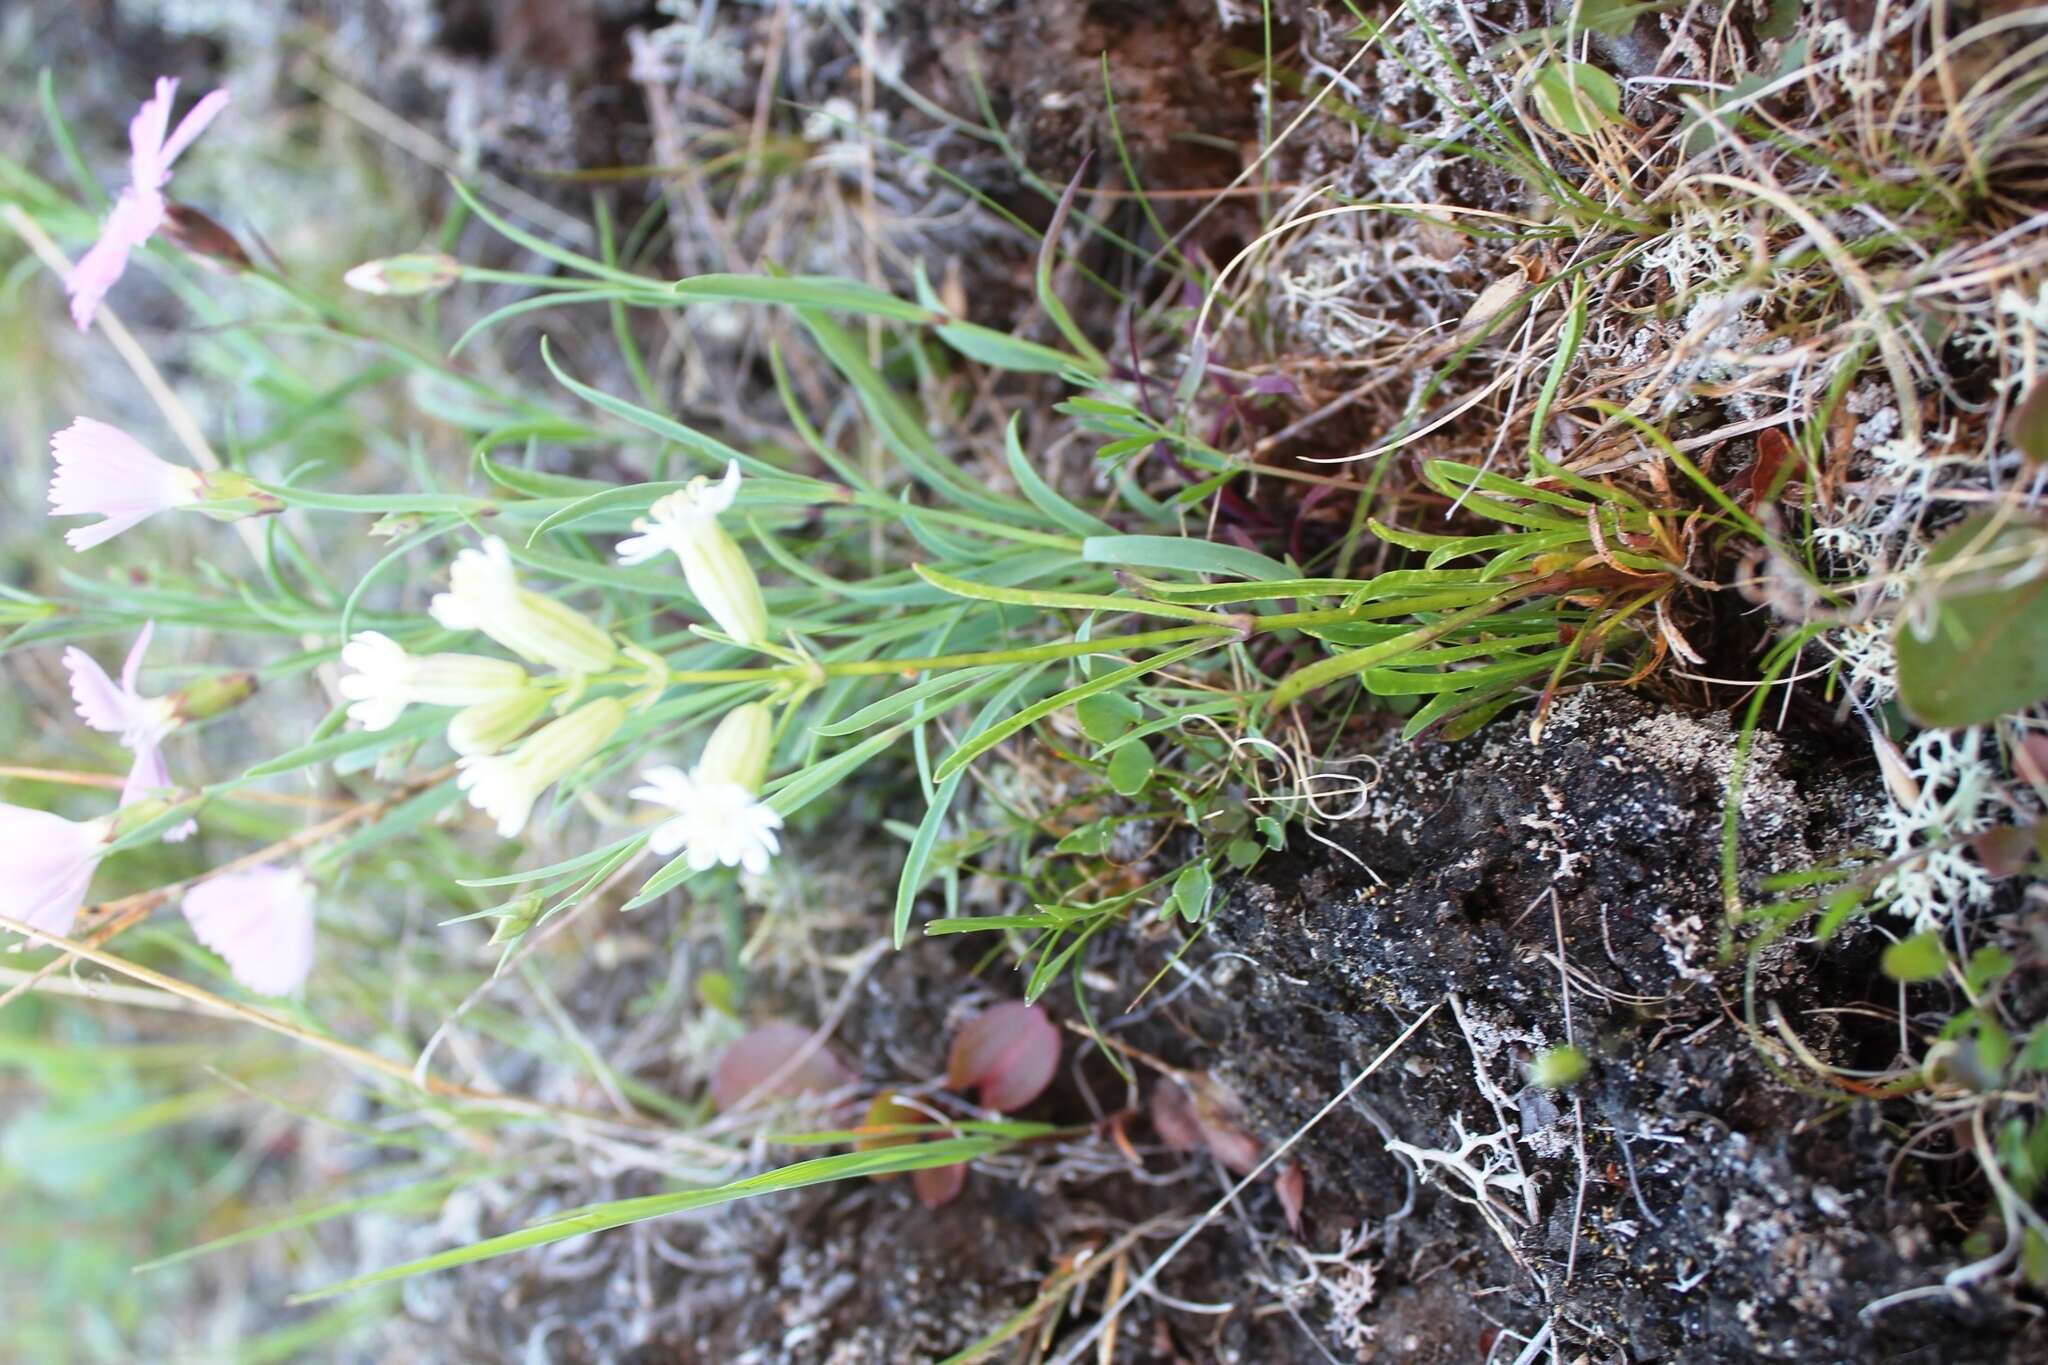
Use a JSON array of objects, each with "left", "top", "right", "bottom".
[
  {"left": 932, "top": 640, "right": 1218, "bottom": 783},
  {"left": 1003, "top": 414, "right": 1115, "bottom": 537},
  {"left": 912, "top": 563, "right": 1221, "bottom": 622},
  {"left": 894, "top": 666, "right": 1048, "bottom": 946},
  {"left": 294, "top": 1138, "right": 1006, "bottom": 1301},
  {"left": 1081, "top": 535, "right": 1292, "bottom": 581}
]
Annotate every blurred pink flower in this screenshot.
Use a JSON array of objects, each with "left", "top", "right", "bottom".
[
  {"left": 62, "top": 620, "right": 195, "bottom": 841},
  {"left": 182, "top": 865, "right": 316, "bottom": 996},
  {"left": 67, "top": 77, "right": 230, "bottom": 329},
  {"left": 0, "top": 805, "right": 113, "bottom": 938},
  {"left": 48, "top": 418, "right": 203, "bottom": 550}
]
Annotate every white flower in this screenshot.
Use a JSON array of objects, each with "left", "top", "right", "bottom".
[
  {"left": 0, "top": 804, "right": 113, "bottom": 938},
  {"left": 430, "top": 538, "right": 618, "bottom": 675},
  {"left": 182, "top": 865, "right": 315, "bottom": 996},
  {"left": 631, "top": 766, "right": 784, "bottom": 875},
  {"left": 62, "top": 620, "right": 195, "bottom": 841},
  {"left": 456, "top": 697, "right": 626, "bottom": 838},
  {"left": 616, "top": 462, "right": 770, "bottom": 647},
  {"left": 337, "top": 630, "right": 533, "bottom": 731},
  {"left": 48, "top": 418, "right": 204, "bottom": 551},
  {"left": 630, "top": 703, "right": 783, "bottom": 875}
]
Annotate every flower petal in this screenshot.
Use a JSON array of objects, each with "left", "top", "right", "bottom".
[
  {"left": 182, "top": 866, "right": 315, "bottom": 996},
  {"left": 155, "top": 88, "right": 230, "bottom": 172},
  {"left": 62, "top": 647, "right": 136, "bottom": 735},
  {"left": 119, "top": 620, "right": 157, "bottom": 697}
]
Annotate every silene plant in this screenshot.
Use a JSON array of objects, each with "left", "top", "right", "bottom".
[
  {"left": 5, "top": 83, "right": 803, "bottom": 1001},
  {"left": 11, "top": 71, "right": 1317, "bottom": 1027}
]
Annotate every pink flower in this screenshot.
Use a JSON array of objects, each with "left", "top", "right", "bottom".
[
  {"left": 48, "top": 418, "right": 204, "bottom": 550},
  {"left": 0, "top": 804, "right": 113, "bottom": 938},
  {"left": 62, "top": 620, "right": 196, "bottom": 842},
  {"left": 67, "top": 77, "right": 230, "bottom": 330},
  {"left": 182, "top": 865, "right": 316, "bottom": 996}
]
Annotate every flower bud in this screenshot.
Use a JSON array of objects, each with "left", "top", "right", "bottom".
[
  {"left": 446, "top": 689, "right": 552, "bottom": 756},
  {"left": 160, "top": 202, "right": 252, "bottom": 272},
  {"left": 697, "top": 702, "right": 775, "bottom": 794},
  {"left": 343, "top": 251, "right": 461, "bottom": 297},
  {"left": 488, "top": 892, "right": 544, "bottom": 944},
  {"left": 169, "top": 671, "right": 258, "bottom": 723}
]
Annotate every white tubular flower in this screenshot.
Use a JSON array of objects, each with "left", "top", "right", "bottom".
[
  {"left": 182, "top": 865, "right": 316, "bottom": 996},
  {"left": 429, "top": 538, "right": 619, "bottom": 675},
  {"left": 616, "top": 462, "right": 769, "bottom": 648},
  {"left": 630, "top": 702, "right": 783, "bottom": 875},
  {"left": 456, "top": 697, "right": 625, "bottom": 838},
  {"left": 446, "top": 690, "right": 552, "bottom": 756},
  {"left": 0, "top": 805, "right": 114, "bottom": 937},
  {"left": 337, "top": 630, "right": 533, "bottom": 731}
]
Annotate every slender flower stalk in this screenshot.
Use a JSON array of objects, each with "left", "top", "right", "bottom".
[
  {"left": 456, "top": 697, "right": 626, "bottom": 838},
  {"left": 67, "top": 77, "right": 231, "bottom": 330},
  {"left": 631, "top": 702, "right": 783, "bottom": 875},
  {"left": 430, "top": 537, "right": 619, "bottom": 675},
  {"left": 337, "top": 630, "right": 534, "bottom": 732},
  {"left": 0, "top": 805, "right": 114, "bottom": 937},
  {"left": 181, "top": 865, "right": 316, "bottom": 996},
  {"left": 617, "top": 462, "right": 770, "bottom": 647},
  {"left": 48, "top": 419, "right": 203, "bottom": 551},
  {"left": 61, "top": 620, "right": 195, "bottom": 841}
]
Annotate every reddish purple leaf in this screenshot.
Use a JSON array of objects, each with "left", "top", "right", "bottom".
[
  {"left": 1150, "top": 1075, "right": 1265, "bottom": 1174},
  {"left": 946, "top": 1001, "right": 1060, "bottom": 1113},
  {"left": 1973, "top": 825, "right": 2037, "bottom": 879},
  {"left": 912, "top": 1161, "right": 967, "bottom": 1209},
  {"left": 2015, "top": 733, "right": 2048, "bottom": 788},
  {"left": 711, "top": 1020, "right": 854, "bottom": 1111},
  {"left": 1149, "top": 1081, "right": 1204, "bottom": 1152},
  {"left": 1190, "top": 1082, "right": 1265, "bottom": 1175}
]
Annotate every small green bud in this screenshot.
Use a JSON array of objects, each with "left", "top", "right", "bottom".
[
  {"left": 170, "top": 671, "right": 258, "bottom": 723},
  {"left": 697, "top": 702, "right": 775, "bottom": 794},
  {"left": 343, "top": 251, "right": 461, "bottom": 297},
  {"left": 488, "top": 893, "right": 543, "bottom": 944},
  {"left": 1528, "top": 1044, "right": 1589, "bottom": 1091}
]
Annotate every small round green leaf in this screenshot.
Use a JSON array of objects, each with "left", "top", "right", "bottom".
[
  {"left": 1881, "top": 931, "right": 1949, "bottom": 984},
  {"left": 1076, "top": 693, "right": 1139, "bottom": 745},
  {"left": 1894, "top": 515, "right": 2048, "bottom": 727},
  {"left": 1107, "top": 741, "right": 1153, "bottom": 796},
  {"left": 1528, "top": 1044, "right": 1589, "bottom": 1090},
  {"left": 1172, "top": 862, "right": 1213, "bottom": 923}
]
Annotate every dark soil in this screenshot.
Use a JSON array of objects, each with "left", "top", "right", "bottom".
[
  {"left": 409, "top": 690, "right": 2044, "bottom": 1364},
  {"left": 1182, "top": 690, "right": 2044, "bottom": 1362}
]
